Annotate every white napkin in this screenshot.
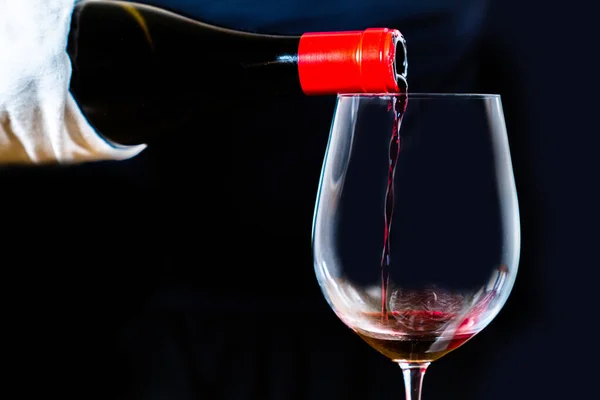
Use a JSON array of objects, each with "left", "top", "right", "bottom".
[{"left": 0, "top": 0, "right": 146, "bottom": 164}]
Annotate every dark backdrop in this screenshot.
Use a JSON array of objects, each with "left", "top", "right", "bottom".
[{"left": 2, "top": 0, "right": 598, "bottom": 398}]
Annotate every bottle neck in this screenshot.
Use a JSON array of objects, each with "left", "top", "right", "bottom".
[
  {"left": 69, "top": 0, "right": 309, "bottom": 145},
  {"left": 69, "top": 1, "right": 306, "bottom": 100},
  {"left": 68, "top": 0, "right": 407, "bottom": 146}
]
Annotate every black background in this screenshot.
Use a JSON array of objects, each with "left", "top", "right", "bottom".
[{"left": 1, "top": 0, "right": 598, "bottom": 398}]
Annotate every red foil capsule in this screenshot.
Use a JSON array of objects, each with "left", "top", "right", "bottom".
[{"left": 297, "top": 28, "right": 404, "bottom": 95}]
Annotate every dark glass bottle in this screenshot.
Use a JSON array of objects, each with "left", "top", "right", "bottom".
[{"left": 68, "top": 0, "right": 408, "bottom": 146}]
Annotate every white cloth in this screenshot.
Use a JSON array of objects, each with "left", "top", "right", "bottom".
[{"left": 0, "top": 0, "right": 146, "bottom": 164}]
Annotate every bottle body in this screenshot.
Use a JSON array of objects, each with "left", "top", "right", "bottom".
[{"left": 69, "top": 0, "right": 408, "bottom": 145}]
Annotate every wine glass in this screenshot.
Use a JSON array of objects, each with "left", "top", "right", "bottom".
[{"left": 312, "top": 93, "right": 520, "bottom": 399}]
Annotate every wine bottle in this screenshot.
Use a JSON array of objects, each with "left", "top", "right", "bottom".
[{"left": 68, "top": 0, "right": 408, "bottom": 146}]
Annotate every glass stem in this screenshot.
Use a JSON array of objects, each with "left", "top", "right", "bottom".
[{"left": 398, "top": 362, "right": 430, "bottom": 400}]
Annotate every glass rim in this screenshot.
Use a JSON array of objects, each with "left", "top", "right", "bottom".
[{"left": 337, "top": 92, "right": 501, "bottom": 99}]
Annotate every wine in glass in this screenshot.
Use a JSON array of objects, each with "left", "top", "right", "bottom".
[{"left": 312, "top": 93, "right": 520, "bottom": 399}]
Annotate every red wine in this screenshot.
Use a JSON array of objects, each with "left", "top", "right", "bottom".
[
  {"left": 380, "top": 94, "right": 408, "bottom": 317},
  {"left": 68, "top": 0, "right": 408, "bottom": 146},
  {"left": 353, "top": 266, "right": 509, "bottom": 362},
  {"left": 354, "top": 311, "right": 475, "bottom": 362}
]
